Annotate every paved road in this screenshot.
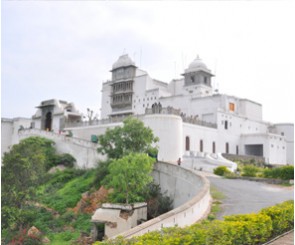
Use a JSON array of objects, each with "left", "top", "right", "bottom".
[
  {"left": 207, "top": 176, "right": 294, "bottom": 219},
  {"left": 267, "top": 231, "right": 294, "bottom": 245}
]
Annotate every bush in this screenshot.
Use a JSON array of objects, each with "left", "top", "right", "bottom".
[
  {"left": 53, "top": 153, "right": 76, "bottom": 168},
  {"left": 214, "top": 166, "right": 231, "bottom": 176},
  {"left": 263, "top": 166, "right": 294, "bottom": 180},
  {"left": 242, "top": 165, "right": 259, "bottom": 177},
  {"left": 94, "top": 201, "right": 294, "bottom": 245},
  {"left": 261, "top": 200, "right": 294, "bottom": 236}
]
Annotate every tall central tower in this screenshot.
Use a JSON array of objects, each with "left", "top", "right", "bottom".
[{"left": 109, "top": 54, "right": 137, "bottom": 117}]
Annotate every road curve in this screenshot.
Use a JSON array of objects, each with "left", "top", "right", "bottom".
[{"left": 207, "top": 176, "right": 294, "bottom": 219}]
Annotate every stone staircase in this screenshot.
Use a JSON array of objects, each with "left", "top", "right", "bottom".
[{"left": 182, "top": 151, "right": 237, "bottom": 173}]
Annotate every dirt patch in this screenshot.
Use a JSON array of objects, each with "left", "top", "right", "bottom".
[{"left": 72, "top": 186, "right": 109, "bottom": 214}]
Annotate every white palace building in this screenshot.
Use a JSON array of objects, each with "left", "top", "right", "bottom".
[{"left": 2, "top": 54, "right": 294, "bottom": 169}]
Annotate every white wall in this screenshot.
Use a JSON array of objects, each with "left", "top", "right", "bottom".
[
  {"left": 238, "top": 99, "right": 262, "bottom": 121},
  {"left": 117, "top": 162, "right": 211, "bottom": 239},
  {"left": 18, "top": 129, "right": 100, "bottom": 168},
  {"left": 273, "top": 124, "right": 294, "bottom": 164},
  {"left": 1, "top": 119, "right": 14, "bottom": 156},
  {"left": 142, "top": 115, "right": 183, "bottom": 163}
]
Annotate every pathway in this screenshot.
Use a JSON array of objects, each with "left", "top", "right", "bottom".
[
  {"left": 266, "top": 231, "right": 294, "bottom": 245},
  {"left": 207, "top": 175, "right": 294, "bottom": 219}
]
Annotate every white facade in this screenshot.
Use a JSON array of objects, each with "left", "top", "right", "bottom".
[
  {"left": 100, "top": 54, "right": 294, "bottom": 165},
  {"left": 1, "top": 55, "right": 293, "bottom": 166},
  {"left": 32, "top": 99, "right": 82, "bottom": 132},
  {"left": 1, "top": 117, "right": 32, "bottom": 157}
]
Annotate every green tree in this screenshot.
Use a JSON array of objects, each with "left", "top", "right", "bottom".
[
  {"left": 1, "top": 137, "right": 55, "bottom": 230},
  {"left": 104, "top": 153, "right": 155, "bottom": 204},
  {"left": 97, "top": 117, "right": 159, "bottom": 159}
]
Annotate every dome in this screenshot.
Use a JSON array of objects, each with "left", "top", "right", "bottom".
[
  {"left": 112, "top": 54, "right": 136, "bottom": 70},
  {"left": 188, "top": 56, "right": 207, "bottom": 70},
  {"left": 185, "top": 55, "right": 211, "bottom": 74}
]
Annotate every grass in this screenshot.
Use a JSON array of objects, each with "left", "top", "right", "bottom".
[
  {"left": 208, "top": 185, "right": 225, "bottom": 221},
  {"left": 38, "top": 170, "right": 97, "bottom": 213},
  {"left": 19, "top": 169, "right": 99, "bottom": 244}
]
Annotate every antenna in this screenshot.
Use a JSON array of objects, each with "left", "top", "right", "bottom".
[
  {"left": 214, "top": 58, "right": 219, "bottom": 93},
  {"left": 181, "top": 51, "right": 184, "bottom": 70},
  {"left": 140, "top": 47, "right": 142, "bottom": 67}
]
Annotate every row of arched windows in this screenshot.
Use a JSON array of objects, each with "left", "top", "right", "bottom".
[{"left": 185, "top": 136, "right": 235, "bottom": 154}]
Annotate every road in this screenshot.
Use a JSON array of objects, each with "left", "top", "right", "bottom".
[{"left": 207, "top": 176, "right": 294, "bottom": 219}]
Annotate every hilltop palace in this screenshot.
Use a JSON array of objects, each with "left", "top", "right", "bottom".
[{"left": 2, "top": 54, "right": 294, "bottom": 169}]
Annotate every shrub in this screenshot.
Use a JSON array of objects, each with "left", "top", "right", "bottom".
[
  {"left": 261, "top": 200, "right": 294, "bottom": 236},
  {"left": 214, "top": 166, "right": 231, "bottom": 176},
  {"left": 94, "top": 201, "right": 294, "bottom": 245},
  {"left": 263, "top": 166, "right": 294, "bottom": 180},
  {"left": 53, "top": 153, "right": 76, "bottom": 168},
  {"left": 242, "top": 165, "right": 259, "bottom": 177}
]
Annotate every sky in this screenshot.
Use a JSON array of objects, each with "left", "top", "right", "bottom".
[{"left": 1, "top": 1, "right": 295, "bottom": 123}]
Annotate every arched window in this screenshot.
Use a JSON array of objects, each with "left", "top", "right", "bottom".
[
  {"left": 185, "top": 136, "right": 190, "bottom": 151},
  {"left": 225, "top": 142, "right": 229, "bottom": 154},
  {"left": 200, "top": 140, "right": 203, "bottom": 152}
]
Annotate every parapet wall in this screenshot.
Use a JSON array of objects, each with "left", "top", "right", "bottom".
[{"left": 117, "top": 161, "right": 211, "bottom": 238}]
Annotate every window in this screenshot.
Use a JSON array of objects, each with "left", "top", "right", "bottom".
[
  {"left": 185, "top": 136, "right": 190, "bottom": 151},
  {"left": 225, "top": 142, "right": 229, "bottom": 154},
  {"left": 236, "top": 145, "right": 239, "bottom": 155},
  {"left": 204, "top": 77, "right": 207, "bottom": 84},
  {"left": 229, "top": 103, "right": 235, "bottom": 112},
  {"left": 200, "top": 140, "right": 203, "bottom": 152},
  {"left": 281, "top": 132, "right": 284, "bottom": 136},
  {"left": 212, "top": 142, "right": 216, "bottom": 154},
  {"left": 191, "top": 76, "right": 195, "bottom": 83},
  {"left": 225, "top": 120, "right": 228, "bottom": 130}
]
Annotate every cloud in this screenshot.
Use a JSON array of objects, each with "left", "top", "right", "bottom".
[{"left": 1, "top": 1, "right": 295, "bottom": 123}]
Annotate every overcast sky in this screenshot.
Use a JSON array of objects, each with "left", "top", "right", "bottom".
[{"left": 1, "top": 1, "right": 295, "bottom": 123}]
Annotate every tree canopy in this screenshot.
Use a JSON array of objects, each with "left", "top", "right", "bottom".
[
  {"left": 1, "top": 137, "right": 55, "bottom": 230},
  {"left": 103, "top": 153, "right": 155, "bottom": 204},
  {"left": 97, "top": 117, "right": 159, "bottom": 159}
]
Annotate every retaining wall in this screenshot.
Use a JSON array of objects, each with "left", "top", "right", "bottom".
[
  {"left": 116, "top": 161, "right": 211, "bottom": 238},
  {"left": 18, "top": 129, "right": 100, "bottom": 168}
]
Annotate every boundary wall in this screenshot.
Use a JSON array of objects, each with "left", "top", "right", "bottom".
[
  {"left": 18, "top": 129, "right": 100, "bottom": 168},
  {"left": 116, "top": 161, "right": 211, "bottom": 239}
]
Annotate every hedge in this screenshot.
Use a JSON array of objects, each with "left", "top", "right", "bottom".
[
  {"left": 263, "top": 166, "right": 294, "bottom": 180},
  {"left": 213, "top": 166, "right": 231, "bottom": 176},
  {"left": 95, "top": 200, "right": 294, "bottom": 245}
]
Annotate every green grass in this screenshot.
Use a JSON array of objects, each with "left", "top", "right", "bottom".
[
  {"left": 208, "top": 185, "right": 225, "bottom": 220},
  {"left": 37, "top": 170, "right": 97, "bottom": 213},
  {"left": 49, "top": 231, "right": 80, "bottom": 245}
]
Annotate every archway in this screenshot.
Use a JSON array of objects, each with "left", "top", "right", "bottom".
[{"left": 45, "top": 112, "right": 52, "bottom": 131}]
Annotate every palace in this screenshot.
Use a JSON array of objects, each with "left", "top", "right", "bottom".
[
  {"left": 98, "top": 54, "right": 293, "bottom": 165},
  {"left": 2, "top": 54, "right": 294, "bottom": 167}
]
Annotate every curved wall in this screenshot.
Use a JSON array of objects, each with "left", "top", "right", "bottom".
[
  {"left": 143, "top": 114, "right": 183, "bottom": 163},
  {"left": 117, "top": 161, "right": 211, "bottom": 238}
]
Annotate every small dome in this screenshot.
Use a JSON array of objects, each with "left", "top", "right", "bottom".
[
  {"left": 188, "top": 56, "right": 207, "bottom": 70},
  {"left": 112, "top": 54, "right": 135, "bottom": 70}
]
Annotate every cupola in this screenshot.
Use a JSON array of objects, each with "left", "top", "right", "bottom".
[{"left": 112, "top": 54, "right": 136, "bottom": 70}]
